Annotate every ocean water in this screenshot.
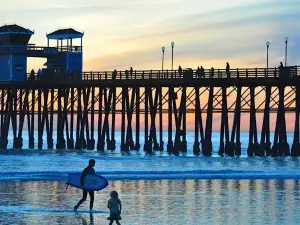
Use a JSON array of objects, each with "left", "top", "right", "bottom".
[{"left": 0, "top": 132, "right": 300, "bottom": 225}]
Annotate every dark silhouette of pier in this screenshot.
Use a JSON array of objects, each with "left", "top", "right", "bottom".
[
  {"left": 1, "top": 24, "right": 300, "bottom": 156},
  {"left": 0, "top": 66, "right": 299, "bottom": 157}
]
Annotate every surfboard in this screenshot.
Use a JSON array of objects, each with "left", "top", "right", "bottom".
[{"left": 66, "top": 173, "right": 108, "bottom": 191}]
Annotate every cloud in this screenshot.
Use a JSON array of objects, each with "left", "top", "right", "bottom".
[{"left": 78, "top": 0, "right": 299, "bottom": 70}]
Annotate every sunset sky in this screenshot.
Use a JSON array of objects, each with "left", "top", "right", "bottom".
[{"left": 2, "top": 0, "right": 299, "bottom": 71}]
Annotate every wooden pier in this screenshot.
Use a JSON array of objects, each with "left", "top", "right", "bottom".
[{"left": 0, "top": 66, "right": 299, "bottom": 156}]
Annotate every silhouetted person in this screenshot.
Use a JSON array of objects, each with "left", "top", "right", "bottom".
[
  {"left": 30, "top": 69, "right": 35, "bottom": 81},
  {"left": 200, "top": 66, "right": 205, "bottom": 78},
  {"left": 112, "top": 69, "right": 117, "bottom": 80},
  {"left": 210, "top": 67, "right": 215, "bottom": 78},
  {"left": 130, "top": 67, "right": 133, "bottom": 79},
  {"left": 178, "top": 66, "right": 182, "bottom": 78},
  {"left": 226, "top": 62, "right": 230, "bottom": 78},
  {"left": 279, "top": 62, "right": 284, "bottom": 78},
  {"left": 279, "top": 62, "right": 283, "bottom": 68},
  {"left": 107, "top": 191, "right": 122, "bottom": 225},
  {"left": 74, "top": 159, "right": 96, "bottom": 211},
  {"left": 125, "top": 70, "right": 129, "bottom": 79},
  {"left": 196, "top": 67, "right": 201, "bottom": 78},
  {"left": 37, "top": 69, "right": 43, "bottom": 80}
]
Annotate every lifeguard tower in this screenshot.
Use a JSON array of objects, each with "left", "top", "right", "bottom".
[
  {"left": 0, "top": 24, "right": 34, "bottom": 81},
  {"left": 45, "top": 28, "right": 84, "bottom": 75}
]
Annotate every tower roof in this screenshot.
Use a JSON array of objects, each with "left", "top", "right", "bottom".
[
  {"left": 47, "top": 28, "right": 83, "bottom": 40},
  {"left": 0, "top": 24, "right": 34, "bottom": 35}
]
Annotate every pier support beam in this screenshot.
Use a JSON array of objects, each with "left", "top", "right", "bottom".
[
  {"left": 247, "top": 87, "right": 259, "bottom": 156},
  {"left": 159, "top": 86, "right": 164, "bottom": 151},
  {"left": 144, "top": 87, "right": 152, "bottom": 154},
  {"left": 292, "top": 85, "right": 300, "bottom": 156},
  {"left": 272, "top": 86, "right": 290, "bottom": 156},
  {"left": 121, "top": 87, "right": 128, "bottom": 151},
  {"left": 193, "top": 87, "right": 200, "bottom": 155},
  {"left": 134, "top": 88, "right": 140, "bottom": 150},
  {"left": 68, "top": 88, "right": 75, "bottom": 149},
  {"left": 149, "top": 88, "right": 159, "bottom": 151},
  {"left": 259, "top": 86, "right": 271, "bottom": 156},
  {"left": 230, "top": 87, "right": 241, "bottom": 156},
  {"left": 203, "top": 87, "right": 213, "bottom": 156},
  {"left": 75, "top": 88, "right": 82, "bottom": 150},
  {"left": 125, "top": 88, "right": 136, "bottom": 150},
  {"left": 109, "top": 87, "right": 116, "bottom": 150},
  {"left": 219, "top": 87, "right": 230, "bottom": 156},
  {"left": 87, "top": 87, "right": 95, "bottom": 150},
  {"left": 29, "top": 89, "right": 35, "bottom": 149},
  {"left": 167, "top": 87, "right": 174, "bottom": 154},
  {"left": 97, "top": 88, "right": 104, "bottom": 151},
  {"left": 37, "top": 89, "right": 42, "bottom": 149}
]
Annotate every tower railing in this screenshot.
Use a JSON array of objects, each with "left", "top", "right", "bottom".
[{"left": 27, "top": 45, "right": 82, "bottom": 53}]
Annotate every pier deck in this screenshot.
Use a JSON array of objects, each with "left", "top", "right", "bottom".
[{"left": 0, "top": 66, "right": 299, "bottom": 156}]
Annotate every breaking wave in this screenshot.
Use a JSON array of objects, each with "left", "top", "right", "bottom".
[{"left": 1, "top": 169, "right": 300, "bottom": 182}]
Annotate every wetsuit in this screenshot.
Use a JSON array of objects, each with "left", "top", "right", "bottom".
[{"left": 75, "top": 166, "right": 95, "bottom": 210}]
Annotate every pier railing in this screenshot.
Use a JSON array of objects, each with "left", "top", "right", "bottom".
[
  {"left": 81, "top": 66, "right": 299, "bottom": 80},
  {"left": 27, "top": 45, "right": 82, "bottom": 53},
  {"left": 26, "top": 66, "right": 299, "bottom": 82}
]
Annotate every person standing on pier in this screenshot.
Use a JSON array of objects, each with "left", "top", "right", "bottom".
[
  {"left": 125, "top": 70, "right": 129, "bottom": 79},
  {"left": 200, "top": 66, "right": 205, "bottom": 78},
  {"left": 112, "top": 69, "right": 117, "bottom": 80},
  {"left": 37, "top": 68, "right": 42, "bottom": 80},
  {"left": 279, "top": 62, "right": 284, "bottom": 78},
  {"left": 130, "top": 67, "right": 133, "bottom": 79},
  {"left": 196, "top": 67, "right": 201, "bottom": 78},
  {"left": 210, "top": 67, "right": 215, "bottom": 78},
  {"left": 226, "top": 62, "right": 230, "bottom": 78},
  {"left": 178, "top": 65, "right": 182, "bottom": 78},
  {"left": 30, "top": 69, "right": 35, "bottom": 81},
  {"left": 74, "top": 159, "right": 96, "bottom": 211}
]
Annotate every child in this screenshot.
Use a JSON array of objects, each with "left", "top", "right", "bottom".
[
  {"left": 107, "top": 191, "right": 122, "bottom": 225},
  {"left": 74, "top": 159, "right": 96, "bottom": 211}
]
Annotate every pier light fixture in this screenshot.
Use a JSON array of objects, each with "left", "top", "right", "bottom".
[
  {"left": 266, "top": 41, "right": 270, "bottom": 70},
  {"left": 171, "top": 42, "right": 174, "bottom": 70},
  {"left": 161, "top": 46, "right": 165, "bottom": 72},
  {"left": 285, "top": 37, "right": 288, "bottom": 66}
]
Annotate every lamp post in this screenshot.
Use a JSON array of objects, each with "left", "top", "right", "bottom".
[
  {"left": 161, "top": 46, "right": 165, "bottom": 72},
  {"left": 171, "top": 42, "right": 174, "bottom": 70},
  {"left": 266, "top": 41, "right": 270, "bottom": 70},
  {"left": 285, "top": 36, "right": 288, "bottom": 66}
]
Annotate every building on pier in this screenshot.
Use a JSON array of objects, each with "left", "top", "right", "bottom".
[
  {"left": 0, "top": 24, "right": 34, "bottom": 81},
  {"left": 44, "top": 28, "right": 84, "bottom": 76},
  {"left": 0, "top": 24, "right": 84, "bottom": 81}
]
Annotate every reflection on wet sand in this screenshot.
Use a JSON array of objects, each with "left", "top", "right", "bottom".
[
  {"left": 0, "top": 179, "right": 300, "bottom": 224},
  {"left": 80, "top": 213, "right": 94, "bottom": 225}
]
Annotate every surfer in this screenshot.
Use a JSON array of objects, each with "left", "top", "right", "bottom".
[
  {"left": 107, "top": 191, "right": 122, "bottom": 225},
  {"left": 74, "top": 159, "right": 96, "bottom": 211}
]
